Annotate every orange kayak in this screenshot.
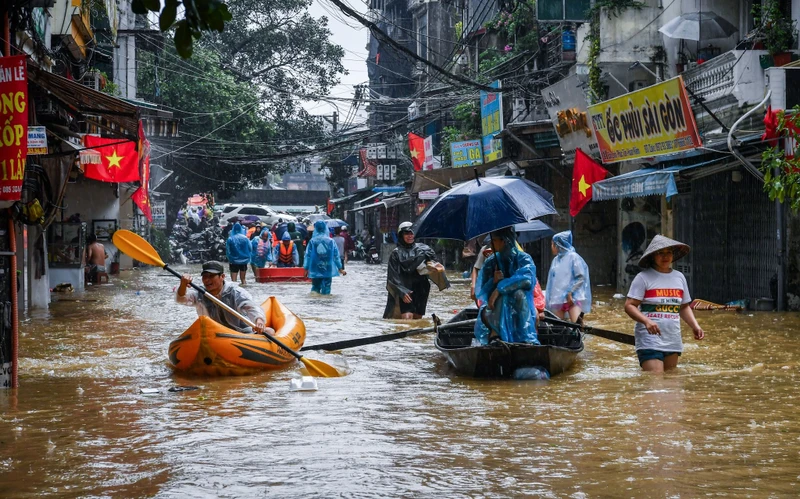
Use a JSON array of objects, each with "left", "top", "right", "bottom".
[{"left": 168, "top": 296, "right": 306, "bottom": 376}]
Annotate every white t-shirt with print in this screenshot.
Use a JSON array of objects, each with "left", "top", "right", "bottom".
[{"left": 627, "top": 268, "right": 692, "bottom": 352}]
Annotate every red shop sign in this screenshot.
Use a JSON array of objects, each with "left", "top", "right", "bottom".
[{"left": 0, "top": 56, "right": 28, "bottom": 201}]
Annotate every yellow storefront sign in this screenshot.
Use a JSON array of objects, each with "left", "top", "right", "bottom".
[{"left": 587, "top": 76, "right": 702, "bottom": 164}]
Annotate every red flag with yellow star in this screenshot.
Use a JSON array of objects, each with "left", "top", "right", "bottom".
[
  {"left": 570, "top": 148, "right": 609, "bottom": 217},
  {"left": 83, "top": 136, "right": 140, "bottom": 183},
  {"left": 132, "top": 123, "right": 153, "bottom": 221},
  {"left": 408, "top": 132, "right": 425, "bottom": 171}
]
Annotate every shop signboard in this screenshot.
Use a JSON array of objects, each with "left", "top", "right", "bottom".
[
  {"left": 0, "top": 55, "right": 28, "bottom": 201},
  {"left": 423, "top": 135, "right": 434, "bottom": 170},
  {"left": 542, "top": 74, "right": 599, "bottom": 164},
  {"left": 152, "top": 200, "right": 167, "bottom": 228},
  {"left": 418, "top": 189, "right": 439, "bottom": 200},
  {"left": 480, "top": 80, "right": 503, "bottom": 162},
  {"left": 27, "top": 126, "right": 47, "bottom": 155},
  {"left": 587, "top": 76, "right": 702, "bottom": 164},
  {"left": 450, "top": 139, "right": 483, "bottom": 167}
]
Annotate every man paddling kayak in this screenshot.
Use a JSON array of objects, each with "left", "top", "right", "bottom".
[{"left": 177, "top": 261, "right": 270, "bottom": 334}]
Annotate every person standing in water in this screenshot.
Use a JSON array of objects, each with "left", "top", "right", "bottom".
[
  {"left": 545, "top": 230, "right": 591, "bottom": 322},
  {"left": 303, "top": 220, "right": 346, "bottom": 294},
  {"left": 624, "top": 235, "right": 704, "bottom": 373},
  {"left": 383, "top": 222, "right": 448, "bottom": 319}
]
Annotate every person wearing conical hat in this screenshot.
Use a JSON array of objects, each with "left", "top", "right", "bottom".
[{"left": 624, "top": 235, "right": 704, "bottom": 372}]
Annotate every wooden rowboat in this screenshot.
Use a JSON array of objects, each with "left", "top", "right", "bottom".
[
  {"left": 168, "top": 296, "right": 306, "bottom": 376},
  {"left": 255, "top": 267, "right": 310, "bottom": 283},
  {"left": 434, "top": 308, "right": 583, "bottom": 378}
]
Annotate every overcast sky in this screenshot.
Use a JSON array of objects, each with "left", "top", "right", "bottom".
[{"left": 303, "top": 0, "right": 370, "bottom": 128}]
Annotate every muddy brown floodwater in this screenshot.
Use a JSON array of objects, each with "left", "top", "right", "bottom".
[{"left": 2, "top": 261, "right": 800, "bottom": 497}]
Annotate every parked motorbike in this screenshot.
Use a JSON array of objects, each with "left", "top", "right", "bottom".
[
  {"left": 365, "top": 245, "right": 380, "bottom": 264},
  {"left": 349, "top": 240, "right": 366, "bottom": 261}
]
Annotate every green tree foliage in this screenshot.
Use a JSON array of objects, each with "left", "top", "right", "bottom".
[
  {"left": 137, "top": 41, "right": 334, "bottom": 228},
  {"left": 760, "top": 108, "right": 800, "bottom": 211},
  {"left": 131, "top": 0, "right": 233, "bottom": 58},
  {"left": 211, "top": 0, "right": 346, "bottom": 101}
]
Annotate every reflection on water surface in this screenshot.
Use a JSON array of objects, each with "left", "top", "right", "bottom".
[{"left": 2, "top": 263, "right": 799, "bottom": 497}]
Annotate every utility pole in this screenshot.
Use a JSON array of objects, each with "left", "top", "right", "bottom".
[{"left": 320, "top": 111, "right": 338, "bottom": 132}]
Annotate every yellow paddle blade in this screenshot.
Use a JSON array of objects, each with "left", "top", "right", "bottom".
[
  {"left": 112, "top": 229, "right": 166, "bottom": 268},
  {"left": 301, "top": 357, "right": 343, "bottom": 378}
]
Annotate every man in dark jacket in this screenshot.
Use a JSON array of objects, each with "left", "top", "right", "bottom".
[
  {"left": 383, "top": 222, "right": 449, "bottom": 319},
  {"left": 287, "top": 222, "right": 306, "bottom": 267}
]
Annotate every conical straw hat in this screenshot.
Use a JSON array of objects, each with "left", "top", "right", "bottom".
[{"left": 638, "top": 234, "right": 690, "bottom": 268}]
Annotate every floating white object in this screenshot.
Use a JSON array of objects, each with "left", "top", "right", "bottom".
[
  {"left": 140, "top": 388, "right": 160, "bottom": 395},
  {"left": 289, "top": 376, "right": 318, "bottom": 392},
  {"left": 613, "top": 293, "right": 625, "bottom": 299}
]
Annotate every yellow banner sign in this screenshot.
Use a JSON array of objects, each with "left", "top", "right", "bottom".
[{"left": 588, "top": 76, "right": 702, "bottom": 164}]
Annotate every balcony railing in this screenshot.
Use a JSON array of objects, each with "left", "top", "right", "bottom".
[{"left": 680, "top": 49, "right": 771, "bottom": 132}]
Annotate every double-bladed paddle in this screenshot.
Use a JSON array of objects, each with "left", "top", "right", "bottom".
[
  {"left": 539, "top": 316, "right": 635, "bottom": 345},
  {"left": 301, "top": 318, "right": 478, "bottom": 352},
  {"left": 112, "top": 230, "right": 342, "bottom": 377}
]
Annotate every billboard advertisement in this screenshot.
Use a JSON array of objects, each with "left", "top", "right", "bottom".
[
  {"left": 480, "top": 80, "right": 503, "bottom": 162},
  {"left": 0, "top": 56, "right": 28, "bottom": 201},
  {"left": 542, "top": 74, "right": 599, "bottom": 164},
  {"left": 587, "top": 76, "right": 702, "bottom": 164},
  {"left": 450, "top": 139, "right": 483, "bottom": 167}
]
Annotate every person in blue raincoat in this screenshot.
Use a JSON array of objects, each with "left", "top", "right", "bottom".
[
  {"left": 474, "top": 227, "right": 539, "bottom": 345},
  {"left": 226, "top": 222, "right": 252, "bottom": 285},
  {"left": 545, "top": 230, "right": 591, "bottom": 322},
  {"left": 303, "top": 220, "right": 346, "bottom": 294},
  {"left": 250, "top": 227, "right": 274, "bottom": 277}
]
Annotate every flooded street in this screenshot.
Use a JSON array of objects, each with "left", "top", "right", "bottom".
[{"left": 3, "top": 262, "right": 800, "bottom": 497}]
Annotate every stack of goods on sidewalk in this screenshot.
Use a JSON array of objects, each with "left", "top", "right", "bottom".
[{"left": 169, "top": 217, "right": 226, "bottom": 263}]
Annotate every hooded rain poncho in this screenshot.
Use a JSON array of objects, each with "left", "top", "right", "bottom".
[
  {"left": 545, "top": 231, "right": 592, "bottom": 313},
  {"left": 474, "top": 229, "right": 539, "bottom": 344},
  {"left": 226, "top": 222, "right": 252, "bottom": 265},
  {"left": 250, "top": 228, "right": 274, "bottom": 267},
  {"left": 303, "top": 221, "right": 343, "bottom": 278}
]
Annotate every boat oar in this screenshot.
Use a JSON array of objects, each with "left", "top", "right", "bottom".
[
  {"left": 112, "top": 230, "right": 341, "bottom": 378},
  {"left": 539, "top": 316, "right": 635, "bottom": 345},
  {"left": 301, "top": 318, "right": 478, "bottom": 352}
]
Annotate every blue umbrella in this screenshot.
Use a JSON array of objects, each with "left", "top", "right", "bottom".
[
  {"left": 482, "top": 220, "right": 555, "bottom": 245},
  {"left": 414, "top": 177, "right": 556, "bottom": 241},
  {"left": 325, "top": 218, "right": 348, "bottom": 229}
]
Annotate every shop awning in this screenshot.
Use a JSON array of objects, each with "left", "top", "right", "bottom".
[
  {"left": 329, "top": 193, "right": 358, "bottom": 204},
  {"left": 411, "top": 158, "right": 509, "bottom": 193},
  {"left": 372, "top": 185, "right": 406, "bottom": 193},
  {"left": 592, "top": 159, "right": 727, "bottom": 201},
  {"left": 355, "top": 192, "right": 383, "bottom": 205},
  {"left": 349, "top": 196, "right": 412, "bottom": 212},
  {"left": 28, "top": 65, "right": 140, "bottom": 139}
]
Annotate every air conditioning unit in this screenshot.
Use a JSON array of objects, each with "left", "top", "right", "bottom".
[{"left": 766, "top": 67, "right": 800, "bottom": 110}]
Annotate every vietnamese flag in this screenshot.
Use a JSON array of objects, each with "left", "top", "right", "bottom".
[
  {"left": 408, "top": 132, "right": 425, "bottom": 171},
  {"left": 570, "top": 148, "right": 609, "bottom": 217},
  {"left": 132, "top": 123, "right": 152, "bottom": 221},
  {"left": 83, "top": 136, "right": 140, "bottom": 183}
]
